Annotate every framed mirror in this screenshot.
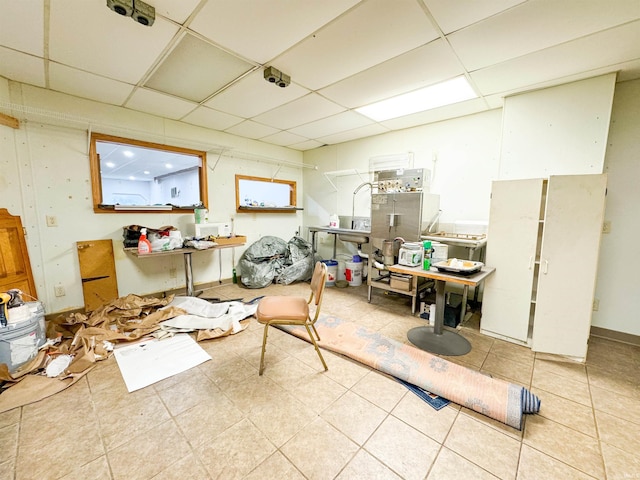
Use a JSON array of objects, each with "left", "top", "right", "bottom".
[{"left": 89, "top": 133, "right": 208, "bottom": 213}]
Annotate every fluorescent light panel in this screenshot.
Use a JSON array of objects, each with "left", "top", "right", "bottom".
[{"left": 356, "top": 76, "right": 477, "bottom": 121}]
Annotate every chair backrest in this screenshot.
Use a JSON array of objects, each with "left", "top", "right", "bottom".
[{"left": 309, "top": 261, "right": 327, "bottom": 307}]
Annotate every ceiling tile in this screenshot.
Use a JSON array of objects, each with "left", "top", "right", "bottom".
[
  {"left": 0, "top": 48, "right": 45, "bottom": 87},
  {"left": 181, "top": 105, "right": 244, "bottom": 131},
  {"left": 152, "top": 0, "right": 202, "bottom": 24},
  {"left": 49, "top": 1, "right": 179, "bottom": 84},
  {"left": 315, "top": 123, "right": 390, "bottom": 146},
  {"left": 189, "top": 0, "right": 360, "bottom": 64},
  {"left": 288, "top": 139, "right": 325, "bottom": 151},
  {"left": 0, "top": 1, "right": 44, "bottom": 55},
  {"left": 449, "top": 0, "right": 640, "bottom": 71},
  {"left": 145, "top": 33, "right": 255, "bottom": 103},
  {"left": 274, "top": 0, "right": 439, "bottom": 90},
  {"left": 471, "top": 21, "right": 640, "bottom": 96},
  {"left": 422, "top": 0, "right": 525, "bottom": 34},
  {"left": 320, "top": 40, "right": 463, "bottom": 108},
  {"left": 205, "top": 69, "right": 309, "bottom": 118},
  {"left": 126, "top": 88, "right": 198, "bottom": 120},
  {"left": 288, "top": 111, "right": 373, "bottom": 138},
  {"left": 49, "top": 63, "right": 134, "bottom": 106},
  {"left": 225, "top": 120, "right": 280, "bottom": 140},
  {"left": 253, "top": 93, "right": 345, "bottom": 130},
  {"left": 260, "top": 130, "right": 309, "bottom": 147},
  {"left": 380, "top": 97, "right": 489, "bottom": 130}
]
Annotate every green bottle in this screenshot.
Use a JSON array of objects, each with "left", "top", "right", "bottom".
[
  {"left": 423, "top": 241, "right": 431, "bottom": 270},
  {"left": 232, "top": 268, "right": 237, "bottom": 284}
]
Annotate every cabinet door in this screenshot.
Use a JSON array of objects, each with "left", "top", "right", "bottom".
[
  {"left": 77, "top": 240, "right": 119, "bottom": 312},
  {"left": 0, "top": 209, "right": 37, "bottom": 299},
  {"left": 481, "top": 179, "right": 544, "bottom": 342},
  {"left": 532, "top": 174, "right": 607, "bottom": 359}
]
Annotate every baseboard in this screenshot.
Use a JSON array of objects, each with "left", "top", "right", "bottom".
[{"left": 591, "top": 326, "right": 640, "bottom": 347}]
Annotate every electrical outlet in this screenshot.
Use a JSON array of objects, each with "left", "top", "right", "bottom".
[
  {"left": 602, "top": 221, "right": 611, "bottom": 234},
  {"left": 169, "top": 267, "right": 177, "bottom": 278},
  {"left": 54, "top": 285, "right": 65, "bottom": 297},
  {"left": 592, "top": 298, "right": 600, "bottom": 311},
  {"left": 46, "top": 215, "right": 58, "bottom": 227}
]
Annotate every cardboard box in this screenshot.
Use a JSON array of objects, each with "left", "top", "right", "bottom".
[
  {"left": 390, "top": 273, "right": 413, "bottom": 291},
  {"left": 214, "top": 235, "right": 247, "bottom": 246}
]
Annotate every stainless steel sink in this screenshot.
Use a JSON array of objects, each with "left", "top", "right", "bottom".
[{"left": 338, "top": 233, "right": 369, "bottom": 244}]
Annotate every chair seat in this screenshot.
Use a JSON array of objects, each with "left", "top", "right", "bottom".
[{"left": 256, "top": 296, "right": 309, "bottom": 323}]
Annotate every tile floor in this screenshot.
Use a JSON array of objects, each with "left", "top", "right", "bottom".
[{"left": 1, "top": 281, "right": 639, "bottom": 480}]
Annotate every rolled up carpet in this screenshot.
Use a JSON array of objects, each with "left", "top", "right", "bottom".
[{"left": 278, "top": 315, "right": 540, "bottom": 430}]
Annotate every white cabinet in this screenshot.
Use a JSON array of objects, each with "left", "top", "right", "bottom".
[{"left": 480, "top": 174, "right": 607, "bottom": 361}]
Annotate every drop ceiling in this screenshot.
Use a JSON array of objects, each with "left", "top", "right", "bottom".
[{"left": 0, "top": 0, "right": 639, "bottom": 151}]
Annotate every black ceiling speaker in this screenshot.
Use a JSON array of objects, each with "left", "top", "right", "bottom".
[
  {"left": 106, "top": 0, "right": 133, "bottom": 17},
  {"left": 106, "top": 0, "right": 155, "bottom": 26},
  {"left": 264, "top": 66, "right": 290, "bottom": 88},
  {"left": 132, "top": 0, "right": 155, "bottom": 26}
]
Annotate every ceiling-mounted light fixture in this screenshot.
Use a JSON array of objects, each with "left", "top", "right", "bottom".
[
  {"left": 264, "top": 66, "right": 290, "bottom": 88},
  {"left": 106, "top": 0, "right": 155, "bottom": 26},
  {"left": 356, "top": 76, "right": 477, "bottom": 121}
]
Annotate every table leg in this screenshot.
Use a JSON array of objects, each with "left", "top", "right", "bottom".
[
  {"left": 407, "top": 279, "right": 471, "bottom": 356},
  {"left": 332, "top": 234, "right": 337, "bottom": 259},
  {"left": 310, "top": 231, "right": 317, "bottom": 254},
  {"left": 460, "top": 285, "right": 469, "bottom": 324},
  {"left": 184, "top": 252, "right": 194, "bottom": 296}
]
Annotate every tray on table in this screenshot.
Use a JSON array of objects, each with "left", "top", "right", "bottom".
[{"left": 433, "top": 259, "right": 483, "bottom": 275}]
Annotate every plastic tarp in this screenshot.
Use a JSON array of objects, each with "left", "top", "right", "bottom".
[{"left": 238, "top": 236, "right": 315, "bottom": 288}]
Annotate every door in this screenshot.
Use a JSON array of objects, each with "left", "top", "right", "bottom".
[
  {"left": 77, "top": 240, "right": 119, "bottom": 312},
  {"left": 480, "top": 179, "right": 544, "bottom": 342},
  {"left": 531, "top": 174, "right": 607, "bottom": 359},
  {"left": 0, "top": 209, "right": 37, "bottom": 299}
]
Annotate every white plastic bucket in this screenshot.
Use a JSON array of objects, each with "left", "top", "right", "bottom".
[
  {"left": 0, "top": 301, "right": 46, "bottom": 373},
  {"left": 322, "top": 260, "right": 338, "bottom": 286},
  {"left": 345, "top": 260, "right": 363, "bottom": 286},
  {"left": 431, "top": 242, "right": 449, "bottom": 263}
]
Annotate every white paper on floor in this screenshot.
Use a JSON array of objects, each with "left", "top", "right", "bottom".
[{"left": 114, "top": 333, "right": 211, "bottom": 392}]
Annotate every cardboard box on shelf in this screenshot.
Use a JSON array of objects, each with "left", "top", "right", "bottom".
[{"left": 214, "top": 235, "right": 247, "bottom": 246}]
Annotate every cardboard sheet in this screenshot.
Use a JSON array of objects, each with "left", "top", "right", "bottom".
[{"left": 114, "top": 334, "right": 210, "bottom": 392}]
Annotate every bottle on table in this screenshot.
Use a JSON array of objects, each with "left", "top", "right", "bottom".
[
  {"left": 137, "top": 228, "right": 152, "bottom": 254},
  {"left": 422, "top": 240, "right": 432, "bottom": 270}
]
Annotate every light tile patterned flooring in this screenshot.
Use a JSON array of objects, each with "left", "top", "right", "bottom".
[{"left": 1, "top": 281, "right": 639, "bottom": 479}]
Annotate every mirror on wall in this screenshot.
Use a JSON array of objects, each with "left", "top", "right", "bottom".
[{"left": 89, "top": 133, "right": 208, "bottom": 213}]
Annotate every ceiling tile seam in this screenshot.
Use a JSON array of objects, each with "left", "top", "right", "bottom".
[
  {"left": 189, "top": 65, "right": 262, "bottom": 109},
  {"left": 416, "top": 0, "right": 490, "bottom": 110},
  {"left": 262, "top": 0, "right": 366, "bottom": 68},
  {"left": 459, "top": 18, "right": 640, "bottom": 77},
  {"left": 43, "top": 0, "right": 51, "bottom": 90},
  {"left": 120, "top": 29, "right": 190, "bottom": 108},
  {"left": 465, "top": 21, "right": 640, "bottom": 82}
]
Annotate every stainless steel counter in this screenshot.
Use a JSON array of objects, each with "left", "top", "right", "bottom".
[{"left": 308, "top": 226, "right": 371, "bottom": 258}]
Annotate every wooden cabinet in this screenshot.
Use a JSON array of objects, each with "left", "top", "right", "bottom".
[
  {"left": 0, "top": 209, "right": 37, "bottom": 299},
  {"left": 480, "top": 174, "right": 607, "bottom": 361}
]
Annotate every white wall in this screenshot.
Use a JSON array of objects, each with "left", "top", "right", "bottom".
[
  {"left": 0, "top": 80, "right": 304, "bottom": 313},
  {"left": 595, "top": 79, "right": 640, "bottom": 336},
  {"left": 303, "top": 108, "right": 503, "bottom": 250},
  {"left": 499, "top": 73, "right": 616, "bottom": 178},
  {"left": 303, "top": 76, "right": 640, "bottom": 337}
]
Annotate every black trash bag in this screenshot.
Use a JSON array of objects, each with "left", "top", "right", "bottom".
[{"left": 238, "top": 236, "right": 315, "bottom": 288}]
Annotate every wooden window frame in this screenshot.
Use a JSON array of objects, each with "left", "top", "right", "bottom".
[
  {"left": 89, "top": 133, "right": 208, "bottom": 214},
  {"left": 235, "top": 174, "right": 299, "bottom": 213}
]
